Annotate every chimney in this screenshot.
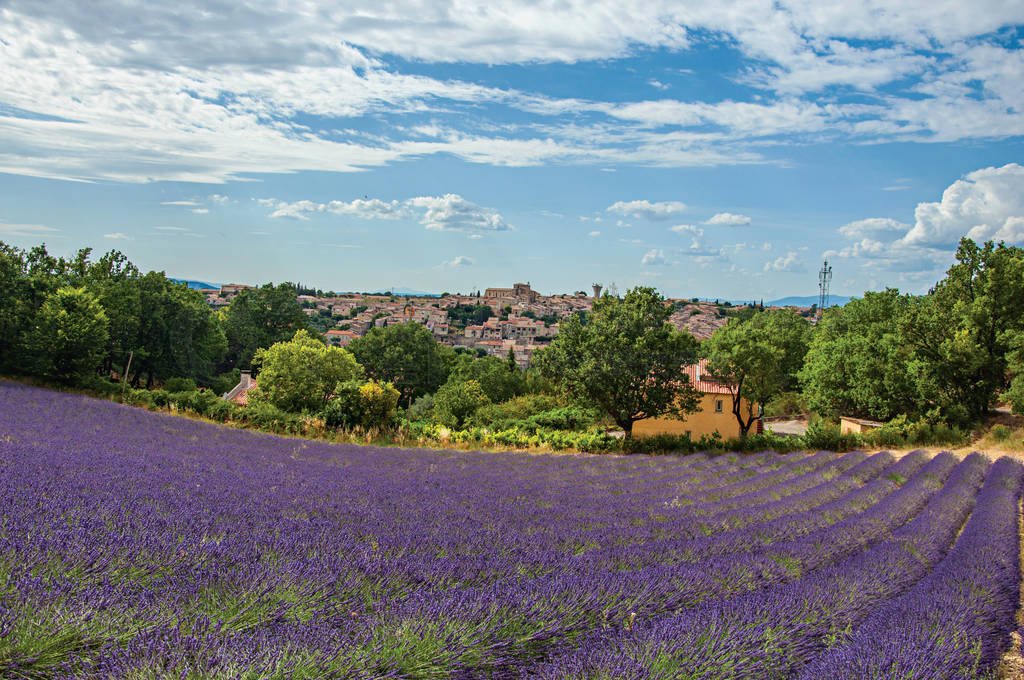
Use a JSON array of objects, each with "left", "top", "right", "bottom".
[{"left": 239, "top": 370, "right": 251, "bottom": 388}]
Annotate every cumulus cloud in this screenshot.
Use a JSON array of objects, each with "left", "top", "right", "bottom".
[
  {"left": 838, "top": 217, "right": 909, "bottom": 240},
  {"left": 902, "top": 163, "right": 1024, "bottom": 247},
  {"left": 443, "top": 255, "right": 474, "bottom": 267},
  {"left": 327, "top": 198, "right": 410, "bottom": 220},
  {"left": 266, "top": 197, "right": 410, "bottom": 221},
  {"left": 704, "top": 212, "right": 751, "bottom": 226},
  {"left": 764, "top": 251, "right": 801, "bottom": 272},
  {"left": 407, "top": 194, "right": 510, "bottom": 232},
  {"left": 608, "top": 200, "right": 686, "bottom": 220},
  {"left": 825, "top": 238, "right": 888, "bottom": 259},
  {"left": 261, "top": 193, "right": 509, "bottom": 233},
  {"left": 641, "top": 248, "right": 668, "bottom": 265}
]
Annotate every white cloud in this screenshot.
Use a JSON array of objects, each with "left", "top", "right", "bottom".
[
  {"left": 468, "top": 234, "right": 483, "bottom": 240},
  {"left": 261, "top": 193, "right": 509, "bottom": 233},
  {"left": 208, "top": 194, "right": 229, "bottom": 204},
  {"left": 668, "top": 224, "right": 700, "bottom": 235},
  {"left": 408, "top": 194, "right": 510, "bottom": 232},
  {"left": 588, "top": 230, "right": 600, "bottom": 237},
  {"left": 266, "top": 197, "right": 410, "bottom": 221},
  {"left": 641, "top": 248, "right": 668, "bottom": 265},
  {"left": 191, "top": 208, "right": 209, "bottom": 214},
  {"left": 608, "top": 200, "right": 686, "bottom": 220},
  {"left": 704, "top": 212, "right": 750, "bottom": 226},
  {"left": 327, "top": 198, "right": 411, "bottom": 220},
  {"left": 443, "top": 255, "right": 474, "bottom": 267},
  {"left": 0, "top": 3, "right": 1020, "bottom": 185},
  {"left": 154, "top": 226, "right": 187, "bottom": 231},
  {"left": 764, "top": 251, "right": 801, "bottom": 272},
  {"left": 839, "top": 217, "right": 909, "bottom": 240},
  {"left": 648, "top": 79, "right": 670, "bottom": 91},
  {"left": 902, "top": 163, "right": 1024, "bottom": 247},
  {"left": 0, "top": 221, "right": 59, "bottom": 237},
  {"left": 825, "top": 238, "right": 888, "bottom": 259},
  {"left": 104, "top": 232, "right": 130, "bottom": 240},
  {"left": 160, "top": 200, "right": 200, "bottom": 206}
]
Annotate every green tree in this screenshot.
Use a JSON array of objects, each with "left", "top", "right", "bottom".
[
  {"left": 132, "top": 273, "right": 226, "bottom": 388},
  {"left": 0, "top": 243, "right": 34, "bottom": 371},
  {"left": 433, "top": 379, "right": 491, "bottom": 429},
  {"left": 1006, "top": 331, "right": 1024, "bottom": 415},
  {"left": 447, "top": 354, "right": 525, "bottom": 403},
  {"left": 900, "top": 238, "right": 1024, "bottom": 423},
  {"left": 222, "top": 283, "right": 310, "bottom": 369},
  {"left": 322, "top": 379, "right": 401, "bottom": 430},
  {"left": 83, "top": 250, "right": 142, "bottom": 376},
  {"left": 705, "top": 309, "right": 810, "bottom": 436},
  {"left": 800, "top": 289, "right": 920, "bottom": 421},
  {"left": 534, "top": 286, "right": 700, "bottom": 438},
  {"left": 347, "top": 322, "right": 455, "bottom": 401},
  {"left": 23, "top": 286, "right": 110, "bottom": 382},
  {"left": 251, "top": 329, "right": 363, "bottom": 413}
]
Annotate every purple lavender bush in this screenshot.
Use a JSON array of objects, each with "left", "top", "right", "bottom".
[{"left": 0, "top": 381, "right": 1018, "bottom": 679}]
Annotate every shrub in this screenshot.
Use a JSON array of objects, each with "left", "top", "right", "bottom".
[
  {"left": 469, "top": 393, "right": 561, "bottom": 430},
  {"left": 433, "top": 380, "right": 491, "bottom": 429},
  {"left": 408, "top": 393, "right": 435, "bottom": 421},
  {"left": 803, "top": 422, "right": 861, "bottom": 452},
  {"left": 989, "top": 424, "right": 1012, "bottom": 442},
  {"left": 164, "top": 377, "right": 197, "bottom": 392},
  {"left": 240, "top": 402, "right": 302, "bottom": 434},
  {"left": 321, "top": 379, "right": 401, "bottom": 430},
  {"left": 764, "top": 391, "right": 808, "bottom": 417},
  {"left": 205, "top": 399, "right": 236, "bottom": 422},
  {"left": 623, "top": 434, "right": 695, "bottom": 455},
  {"left": 168, "top": 389, "right": 219, "bottom": 416}
]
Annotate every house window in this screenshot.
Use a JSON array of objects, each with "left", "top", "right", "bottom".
[
  {"left": 685, "top": 430, "right": 691, "bottom": 439},
  {"left": 715, "top": 399, "right": 723, "bottom": 413}
]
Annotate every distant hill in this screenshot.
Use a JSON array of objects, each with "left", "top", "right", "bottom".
[
  {"left": 767, "top": 295, "right": 851, "bottom": 308},
  {"left": 169, "top": 277, "right": 220, "bottom": 290}
]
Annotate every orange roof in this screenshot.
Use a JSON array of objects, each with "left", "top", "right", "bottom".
[{"left": 685, "top": 358, "right": 734, "bottom": 395}]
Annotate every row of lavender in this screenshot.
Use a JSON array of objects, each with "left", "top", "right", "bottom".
[{"left": 0, "top": 381, "right": 1020, "bottom": 678}]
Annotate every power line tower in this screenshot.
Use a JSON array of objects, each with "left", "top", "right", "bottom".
[{"left": 817, "top": 260, "right": 832, "bottom": 319}]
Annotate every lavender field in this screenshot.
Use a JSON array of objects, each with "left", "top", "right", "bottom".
[{"left": 1, "top": 381, "right": 1021, "bottom": 679}]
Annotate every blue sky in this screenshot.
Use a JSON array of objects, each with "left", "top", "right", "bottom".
[{"left": 1, "top": 2, "right": 1022, "bottom": 299}]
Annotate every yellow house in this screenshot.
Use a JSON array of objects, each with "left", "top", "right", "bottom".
[{"left": 633, "top": 358, "right": 761, "bottom": 439}]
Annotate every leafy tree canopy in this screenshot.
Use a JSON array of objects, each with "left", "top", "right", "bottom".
[
  {"left": 252, "top": 329, "right": 363, "bottom": 413},
  {"left": 347, "top": 322, "right": 455, "bottom": 401},
  {"left": 800, "top": 289, "right": 920, "bottom": 422},
  {"left": 222, "top": 283, "right": 310, "bottom": 370},
  {"left": 447, "top": 354, "right": 525, "bottom": 404},
  {"left": 705, "top": 309, "right": 810, "bottom": 436},
  {"left": 534, "top": 286, "right": 699, "bottom": 438},
  {"left": 433, "top": 379, "right": 491, "bottom": 429},
  {"left": 900, "top": 238, "right": 1024, "bottom": 423},
  {"left": 23, "top": 286, "right": 109, "bottom": 382}
]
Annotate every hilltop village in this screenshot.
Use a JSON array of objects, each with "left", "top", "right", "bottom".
[{"left": 201, "top": 282, "right": 814, "bottom": 367}]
